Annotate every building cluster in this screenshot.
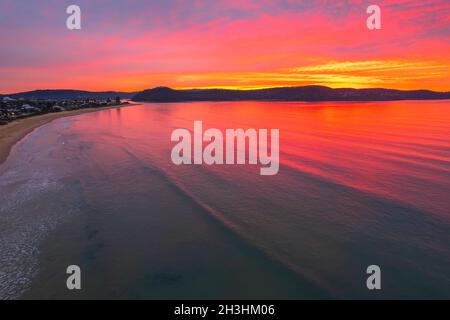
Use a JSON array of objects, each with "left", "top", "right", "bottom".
[{"left": 0, "top": 96, "right": 122, "bottom": 125}]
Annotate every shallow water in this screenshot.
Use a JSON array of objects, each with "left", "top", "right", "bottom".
[{"left": 1, "top": 100, "right": 449, "bottom": 299}]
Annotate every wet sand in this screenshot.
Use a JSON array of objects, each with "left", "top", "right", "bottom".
[{"left": 0, "top": 104, "right": 135, "bottom": 166}]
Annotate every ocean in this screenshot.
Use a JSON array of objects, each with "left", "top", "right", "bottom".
[{"left": 0, "top": 100, "right": 449, "bottom": 299}]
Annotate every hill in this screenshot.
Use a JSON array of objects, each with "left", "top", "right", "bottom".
[
  {"left": 3, "top": 90, "right": 135, "bottom": 100},
  {"left": 132, "top": 86, "right": 450, "bottom": 102}
]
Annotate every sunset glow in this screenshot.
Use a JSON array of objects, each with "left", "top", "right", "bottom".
[{"left": 1, "top": 0, "right": 449, "bottom": 93}]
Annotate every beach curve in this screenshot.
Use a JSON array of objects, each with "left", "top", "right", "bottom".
[{"left": 0, "top": 104, "right": 138, "bottom": 167}]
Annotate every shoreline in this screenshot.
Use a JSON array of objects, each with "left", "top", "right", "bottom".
[{"left": 0, "top": 103, "right": 138, "bottom": 166}]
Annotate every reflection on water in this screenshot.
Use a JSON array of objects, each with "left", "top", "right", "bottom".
[{"left": 1, "top": 100, "right": 450, "bottom": 299}]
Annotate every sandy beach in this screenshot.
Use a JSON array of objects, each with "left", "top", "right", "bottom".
[{"left": 0, "top": 104, "right": 135, "bottom": 166}]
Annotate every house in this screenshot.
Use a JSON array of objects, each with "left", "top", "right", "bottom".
[
  {"left": 22, "top": 104, "right": 40, "bottom": 113},
  {"left": 3, "top": 97, "right": 16, "bottom": 102},
  {"left": 6, "top": 109, "right": 21, "bottom": 118}
]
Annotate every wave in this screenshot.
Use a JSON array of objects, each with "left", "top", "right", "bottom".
[{"left": 120, "top": 146, "right": 333, "bottom": 296}]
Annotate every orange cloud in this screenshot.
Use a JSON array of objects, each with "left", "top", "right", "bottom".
[{"left": 1, "top": 1, "right": 449, "bottom": 92}]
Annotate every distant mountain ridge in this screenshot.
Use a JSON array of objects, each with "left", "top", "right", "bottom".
[
  {"left": 2, "top": 86, "right": 450, "bottom": 102},
  {"left": 2, "top": 89, "right": 135, "bottom": 100},
  {"left": 132, "top": 86, "right": 450, "bottom": 102}
]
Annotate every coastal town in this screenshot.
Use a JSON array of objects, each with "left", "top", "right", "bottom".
[{"left": 0, "top": 96, "right": 126, "bottom": 125}]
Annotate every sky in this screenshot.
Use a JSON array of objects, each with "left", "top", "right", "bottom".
[{"left": 0, "top": 0, "right": 449, "bottom": 93}]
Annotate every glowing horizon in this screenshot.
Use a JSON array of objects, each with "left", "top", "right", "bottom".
[{"left": 1, "top": 0, "right": 449, "bottom": 93}]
